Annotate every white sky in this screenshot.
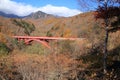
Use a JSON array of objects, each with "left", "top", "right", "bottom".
[{"left": 0, "top": 0, "right": 82, "bottom": 17}]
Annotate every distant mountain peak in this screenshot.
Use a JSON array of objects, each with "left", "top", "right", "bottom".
[
  {"left": 0, "top": 11, "right": 22, "bottom": 18},
  {"left": 26, "top": 11, "right": 54, "bottom": 19}
]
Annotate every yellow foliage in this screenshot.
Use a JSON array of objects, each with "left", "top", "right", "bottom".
[
  {"left": 63, "top": 29, "right": 71, "bottom": 37},
  {"left": 45, "top": 18, "right": 57, "bottom": 25},
  {"left": 0, "top": 33, "right": 7, "bottom": 43},
  {"left": 108, "top": 31, "right": 120, "bottom": 50}
]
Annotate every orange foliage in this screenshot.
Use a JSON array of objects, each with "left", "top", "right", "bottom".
[
  {"left": 63, "top": 29, "right": 71, "bottom": 37},
  {"left": 11, "top": 53, "right": 86, "bottom": 80},
  {"left": 0, "top": 33, "right": 7, "bottom": 43},
  {"left": 94, "top": 7, "right": 120, "bottom": 19}
]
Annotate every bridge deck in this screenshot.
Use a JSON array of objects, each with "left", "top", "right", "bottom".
[
  {"left": 13, "top": 36, "right": 85, "bottom": 48},
  {"left": 13, "top": 36, "right": 84, "bottom": 40}
]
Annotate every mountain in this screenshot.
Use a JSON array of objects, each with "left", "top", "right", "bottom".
[
  {"left": 0, "top": 11, "right": 120, "bottom": 80},
  {"left": 26, "top": 11, "right": 54, "bottom": 19},
  {"left": 0, "top": 11, "right": 120, "bottom": 50},
  {"left": 0, "top": 11, "right": 54, "bottom": 19},
  {"left": 0, "top": 11, "right": 22, "bottom": 18}
]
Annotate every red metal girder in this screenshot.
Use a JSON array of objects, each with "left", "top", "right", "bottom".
[
  {"left": 33, "top": 39, "right": 51, "bottom": 49},
  {"left": 24, "top": 39, "right": 33, "bottom": 44},
  {"left": 13, "top": 36, "right": 85, "bottom": 48}
]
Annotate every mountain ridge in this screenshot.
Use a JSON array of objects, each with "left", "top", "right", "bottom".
[
  {"left": 0, "top": 11, "right": 58, "bottom": 19},
  {"left": 0, "top": 11, "right": 23, "bottom": 18},
  {"left": 25, "top": 11, "right": 55, "bottom": 19},
  {"left": 0, "top": 11, "right": 120, "bottom": 54}
]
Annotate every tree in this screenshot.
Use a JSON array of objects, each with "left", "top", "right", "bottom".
[
  {"left": 96, "top": 0, "right": 120, "bottom": 74},
  {"left": 78, "top": 0, "right": 120, "bottom": 74}
]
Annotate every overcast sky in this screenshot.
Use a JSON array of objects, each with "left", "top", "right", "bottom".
[{"left": 0, "top": 0, "right": 82, "bottom": 17}]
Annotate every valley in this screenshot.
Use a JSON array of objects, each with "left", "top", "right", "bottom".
[{"left": 0, "top": 11, "right": 120, "bottom": 80}]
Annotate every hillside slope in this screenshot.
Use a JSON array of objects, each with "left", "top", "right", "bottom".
[
  {"left": 0, "top": 11, "right": 120, "bottom": 80},
  {"left": 0, "top": 12, "right": 120, "bottom": 51}
]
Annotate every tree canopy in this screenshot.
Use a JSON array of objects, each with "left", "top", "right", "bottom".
[{"left": 78, "top": 0, "right": 120, "bottom": 74}]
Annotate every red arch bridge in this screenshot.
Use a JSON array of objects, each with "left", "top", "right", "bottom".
[{"left": 13, "top": 36, "right": 85, "bottom": 49}]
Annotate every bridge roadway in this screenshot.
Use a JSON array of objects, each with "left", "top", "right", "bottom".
[{"left": 13, "top": 36, "right": 85, "bottom": 49}]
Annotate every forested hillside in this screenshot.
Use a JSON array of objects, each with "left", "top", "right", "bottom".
[{"left": 0, "top": 11, "right": 120, "bottom": 80}]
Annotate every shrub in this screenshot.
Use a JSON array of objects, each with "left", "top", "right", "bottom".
[
  {"left": 12, "top": 19, "right": 35, "bottom": 35},
  {"left": 0, "top": 42, "right": 11, "bottom": 55},
  {"left": 16, "top": 54, "right": 81, "bottom": 80},
  {"left": 0, "top": 57, "right": 22, "bottom": 80},
  {"left": 12, "top": 39, "right": 26, "bottom": 50},
  {"left": 24, "top": 43, "right": 51, "bottom": 55},
  {"left": 46, "top": 31, "right": 53, "bottom": 37},
  {"left": 58, "top": 40, "right": 74, "bottom": 54},
  {"left": 53, "top": 39, "right": 90, "bottom": 59}
]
